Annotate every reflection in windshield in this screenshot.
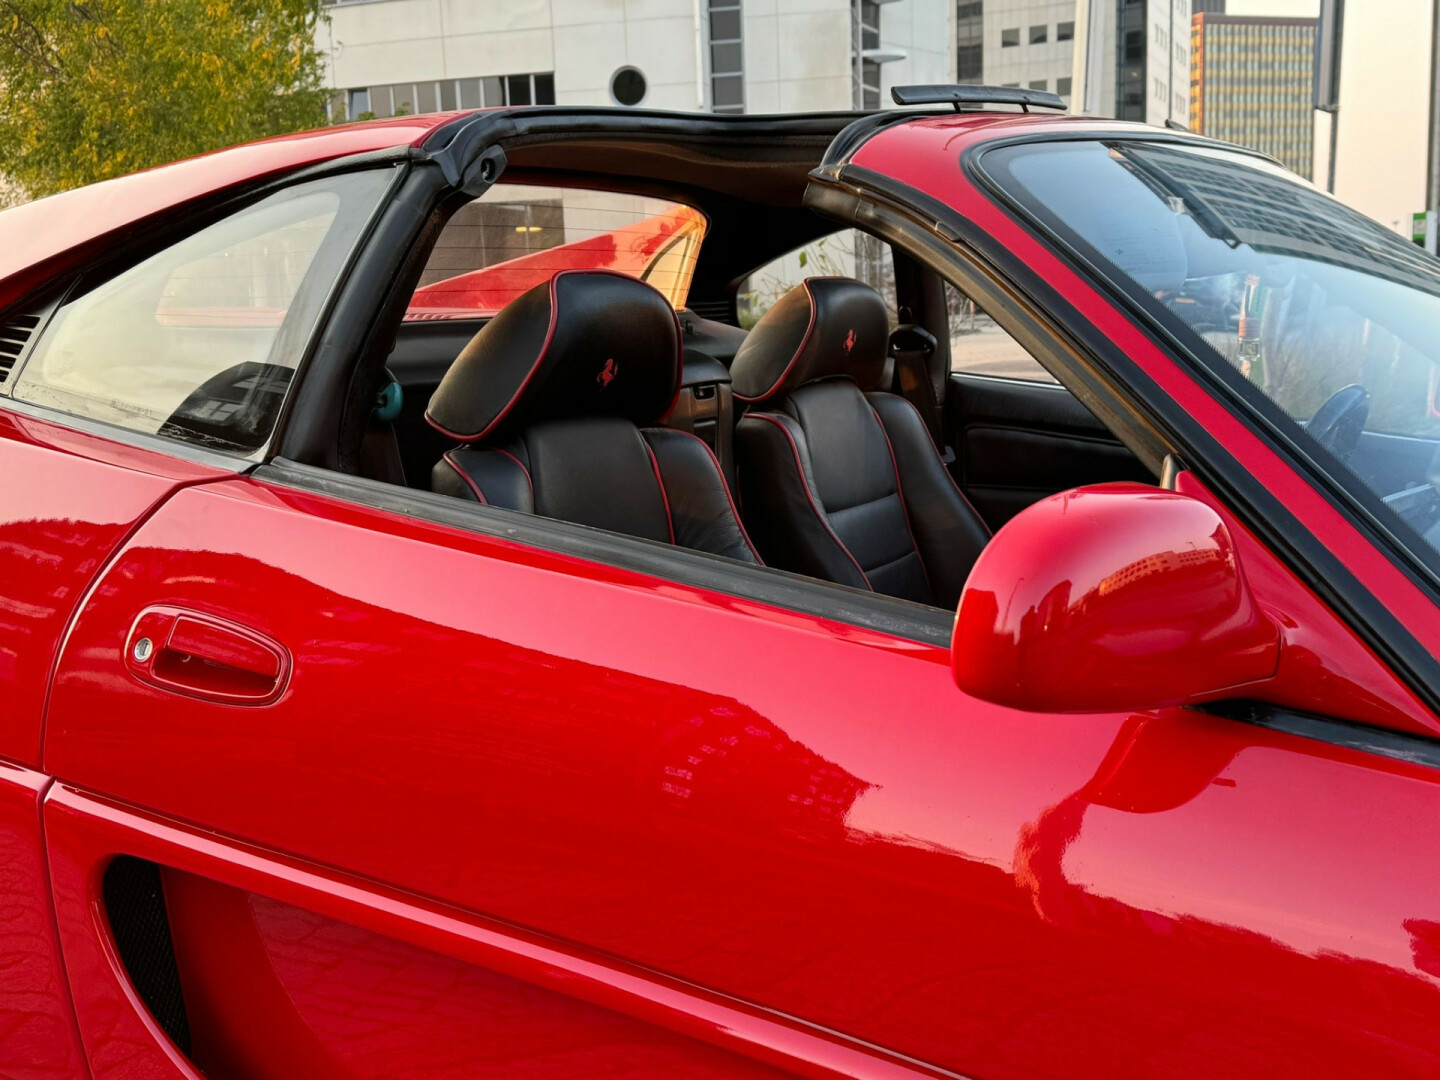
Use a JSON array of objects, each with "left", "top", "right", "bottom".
[{"left": 997, "top": 140, "right": 1440, "bottom": 567}]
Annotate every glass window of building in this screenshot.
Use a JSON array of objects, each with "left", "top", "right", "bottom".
[
  {"left": 1001, "top": 27, "right": 1019, "bottom": 47},
  {"left": 709, "top": 0, "right": 744, "bottom": 114},
  {"left": 957, "top": 1, "right": 984, "bottom": 82}
]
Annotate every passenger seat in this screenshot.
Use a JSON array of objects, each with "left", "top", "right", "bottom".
[
  {"left": 732, "top": 277, "right": 989, "bottom": 606},
  {"left": 428, "top": 269, "right": 761, "bottom": 565}
]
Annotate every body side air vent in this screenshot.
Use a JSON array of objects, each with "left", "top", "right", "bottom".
[{"left": 0, "top": 313, "right": 40, "bottom": 386}]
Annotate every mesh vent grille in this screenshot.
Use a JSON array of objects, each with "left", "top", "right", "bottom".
[
  {"left": 102, "top": 856, "right": 192, "bottom": 1056},
  {"left": 0, "top": 313, "right": 40, "bottom": 385}
]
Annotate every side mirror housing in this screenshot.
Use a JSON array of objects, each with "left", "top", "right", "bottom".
[{"left": 953, "top": 484, "right": 1279, "bottom": 713}]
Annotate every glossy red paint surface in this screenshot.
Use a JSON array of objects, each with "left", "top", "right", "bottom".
[
  {"left": 41, "top": 474, "right": 1440, "bottom": 1078},
  {"left": 0, "top": 409, "right": 226, "bottom": 765},
  {"left": 854, "top": 114, "right": 1440, "bottom": 716},
  {"left": 43, "top": 784, "right": 945, "bottom": 1080},
  {"left": 0, "top": 112, "right": 462, "bottom": 309},
  {"left": 0, "top": 761, "right": 87, "bottom": 1080},
  {"left": 955, "top": 483, "right": 1279, "bottom": 711},
  {"left": 164, "top": 872, "right": 793, "bottom": 1080}
]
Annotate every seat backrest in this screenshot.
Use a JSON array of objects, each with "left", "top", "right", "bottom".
[
  {"left": 732, "top": 278, "right": 988, "bottom": 606},
  {"left": 427, "top": 270, "right": 760, "bottom": 565}
]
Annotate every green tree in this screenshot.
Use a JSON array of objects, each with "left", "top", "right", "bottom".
[{"left": 0, "top": 0, "right": 329, "bottom": 199}]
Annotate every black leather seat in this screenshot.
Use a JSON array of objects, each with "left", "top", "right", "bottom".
[
  {"left": 732, "top": 277, "right": 988, "bottom": 607},
  {"left": 428, "top": 269, "right": 760, "bottom": 564}
]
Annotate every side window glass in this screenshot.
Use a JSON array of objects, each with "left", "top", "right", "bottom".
[
  {"left": 739, "top": 232, "right": 898, "bottom": 328},
  {"left": 408, "top": 185, "right": 706, "bottom": 319},
  {"left": 13, "top": 169, "right": 393, "bottom": 455},
  {"left": 945, "top": 282, "right": 1056, "bottom": 383}
]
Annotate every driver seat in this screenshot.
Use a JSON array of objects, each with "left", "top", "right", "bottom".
[
  {"left": 427, "top": 270, "right": 761, "bottom": 565},
  {"left": 733, "top": 278, "right": 989, "bottom": 606}
]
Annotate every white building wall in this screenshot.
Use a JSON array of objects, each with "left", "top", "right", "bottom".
[
  {"left": 983, "top": 0, "right": 1079, "bottom": 101},
  {"left": 879, "top": 0, "right": 957, "bottom": 100},
  {"left": 1144, "top": 0, "right": 1190, "bottom": 127},
  {"left": 325, "top": 0, "right": 947, "bottom": 117},
  {"left": 324, "top": 0, "right": 704, "bottom": 112},
  {"left": 742, "top": 0, "right": 852, "bottom": 112}
]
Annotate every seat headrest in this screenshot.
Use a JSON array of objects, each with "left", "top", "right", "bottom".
[
  {"left": 730, "top": 277, "right": 889, "bottom": 402},
  {"left": 426, "top": 270, "right": 682, "bottom": 443}
]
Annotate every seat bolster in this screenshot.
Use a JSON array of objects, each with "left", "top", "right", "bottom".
[
  {"left": 868, "top": 392, "right": 990, "bottom": 609},
  {"left": 433, "top": 445, "right": 536, "bottom": 512},
  {"left": 641, "top": 427, "right": 762, "bottom": 565},
  {"left": 735, "top": 411, "right": 872, "bottom": 591}
]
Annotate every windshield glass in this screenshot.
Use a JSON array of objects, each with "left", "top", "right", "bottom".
[{"left": 988, "top": 139, "right": 1440, "bottom": 576}]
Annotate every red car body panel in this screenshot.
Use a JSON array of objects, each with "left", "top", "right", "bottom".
[
  {"left": 0, "top": 114, "right": 457, "bottom": 310},
  {"left": 0, "top": 762, "right": 87, "bottom": 1080},
  {"left": 0, "top": 108, "right": 1436, "bottom": 1079},
  {"left": 0, "top": 409, "right": 228, "bottom": 766},
  {"left": 39, "top": 468, "right": 1440, "bottom": 1078}
]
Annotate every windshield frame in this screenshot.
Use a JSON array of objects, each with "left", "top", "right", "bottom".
[{"left": 970, "top": 131, "right": 1440, "bottom": 604}]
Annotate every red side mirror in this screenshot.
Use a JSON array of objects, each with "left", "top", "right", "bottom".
[{"left": 953, "top": 484, "right": 1279, "bottom": 713}]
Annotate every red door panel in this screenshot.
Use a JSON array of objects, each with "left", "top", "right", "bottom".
[
  {"left": 43, "top": 784, "right": 934, "bottom": 1080},
  {"left": 42, "top": 475, "right": 1440, "bottom": 1078},
  {"left": 0, "top": 761, "right": 87, "bottom": 1080},
  {"left": 0, "top": 408, "right": 227, "bottom": 765}
]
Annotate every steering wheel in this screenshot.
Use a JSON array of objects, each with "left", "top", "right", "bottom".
[{"left": 1307, "top": 384, "right": 1370, "bottom": 461}]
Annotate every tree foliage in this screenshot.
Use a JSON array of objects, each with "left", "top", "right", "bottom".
[{"left": 0, "top": 1, "right": 329, "bottom": 199}]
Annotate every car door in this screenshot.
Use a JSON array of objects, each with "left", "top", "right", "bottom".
[{"left": 38, "top": 444, "right": 1440, "bottom": 1080}]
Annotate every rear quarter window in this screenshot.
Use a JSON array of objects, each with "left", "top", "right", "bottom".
[{"left": 11, "top": 168, "right": 393, "bottom": 455}]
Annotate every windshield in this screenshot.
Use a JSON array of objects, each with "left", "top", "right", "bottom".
[{"left": 987, "top": 138, "right": 1440, "bottom": 577}]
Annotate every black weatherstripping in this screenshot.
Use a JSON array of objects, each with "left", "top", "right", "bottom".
[
  {"left": 256, "top": 458, "right": 955, "bottom": 647},
  {"left": 1202, "top": 700, "right": 1440, "bottom": 773},
  {"left": 103, "top": 856, "right": 191, "bottom": 1056},
  {"left": 962, "top": 133, "right": 1440, "bottom": 721}
]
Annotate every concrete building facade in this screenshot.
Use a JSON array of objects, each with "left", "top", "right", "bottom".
[
  {"left": 957, "top": 0, "right": 1189, "bottom": 117},
  {"left": 320, "top": 0, "right": 954, "bottom": 119},
  {"left": 1190, "top": 14, "right": 1315, "bottom": 178}
]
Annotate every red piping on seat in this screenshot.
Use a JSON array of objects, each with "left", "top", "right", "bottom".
[
  {"left": 442, "top": 450, "right": 488, "bottom": 505},
  {"left": 668, "top": 428, "right": 765, "bottom": 566},
  {"left": 868, "top": 403, "right": 935, "bottom": 601},
  {"left": 885, "top": 394, "right": 991, "bottom": 535},
  {"left": 748, "top": 412, "right": 872, "bottom": 590},
  {"left": 426, "top": 269, "right": 684, "bottom": 440},
  {"left": 733, "top": 279, "right": 820, "bottom": 404},
  {"left": 643, "top": 439, "right": 677, "bottom": 546},
  {"left": 490, "top": 446, "right": 535, "bottom": 508}
]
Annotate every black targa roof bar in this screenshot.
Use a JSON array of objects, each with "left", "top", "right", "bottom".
[{"left": 890, "top": 84, "right": 1067, "bottom": 113}]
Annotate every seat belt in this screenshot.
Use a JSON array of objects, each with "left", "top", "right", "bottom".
[{"left": 888, "top": 324, "right": 947, "bottom": 454}]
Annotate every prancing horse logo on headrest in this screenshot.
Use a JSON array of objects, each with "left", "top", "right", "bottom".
[
  {"left": 843, "top": 329, "right": 856, "bottom": 354},
  {"left": 597, "top": 358, "right": 618, "bottom": 388}
]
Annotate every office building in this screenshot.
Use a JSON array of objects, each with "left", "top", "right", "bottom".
[
  {"left": 963, "top": 1, "right": 1187, "bottom": 115},
  {"left": 1190, "top": 14, "right": 1316, "bottom": 177},
  {"left": 976, "top": 1, "right": 1078, "bottom": 102},
  {"left": 321, "top": 0, "right": 953, "bottom": 119}
]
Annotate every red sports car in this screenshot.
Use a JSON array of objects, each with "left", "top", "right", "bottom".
[{"left": 3, "top": 86, "right": 1440, "bottom": 1080}]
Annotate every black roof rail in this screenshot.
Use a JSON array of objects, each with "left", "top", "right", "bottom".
[{"left": 890, "top": 84, "right": 1067, "bottom": 113}]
